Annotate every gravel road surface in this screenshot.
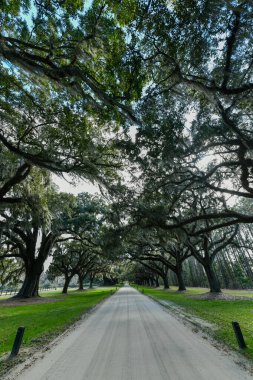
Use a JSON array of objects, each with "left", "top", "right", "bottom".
[{"left": 14, "top": 286, "right": 252, "bottom": 380}]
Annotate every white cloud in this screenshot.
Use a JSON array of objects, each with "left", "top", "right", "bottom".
[{"left": 52, "top": 174, "right": 100, "bottom": 195}]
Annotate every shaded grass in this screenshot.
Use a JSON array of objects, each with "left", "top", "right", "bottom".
[
  {"left": 138, "top": 286, "right": 253, "bottom": 359},
  {"left": 0, "top": 287, "right": 115, "bottom": 358},
  {"left": 0, "top": 287, "right": 76, "bottom": 300}
]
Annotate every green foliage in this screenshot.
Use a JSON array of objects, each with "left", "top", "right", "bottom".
[
  {"left": 0, "top": 0, "right": 253, "bottom": 301},
  {"left": 106, "top": 0, "right": 139, "bottom": 25},
  {"left": 0, "top": 0, "right": 138, "bottom": 195},
  {"left": 0, "top": 258, "right": 24, "bottom": 287}
]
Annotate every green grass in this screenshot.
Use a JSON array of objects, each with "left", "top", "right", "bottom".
[
  {"left": 137, "top": 286, "right": 253, "bottom": 359},
  {"left": 0, "top": 287, "right": 115, "bottom": 359}
]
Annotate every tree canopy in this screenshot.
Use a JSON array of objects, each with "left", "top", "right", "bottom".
[{"left": 0, "top": 0, "right": 253, "bottom": 297}]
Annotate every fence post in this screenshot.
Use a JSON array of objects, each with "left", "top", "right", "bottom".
[
  {"left": 9, "top": 327, "right": 26, "bottom": 358},
  {"left": 232, "top": 321, "right": 246, "bottom": 349}
]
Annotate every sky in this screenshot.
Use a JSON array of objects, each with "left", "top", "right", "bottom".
[{"left": 52, "top": 174, "right": 100, "bottom": 195}]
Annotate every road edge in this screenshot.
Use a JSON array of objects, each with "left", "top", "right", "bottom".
[
  {"left": 140, "top": 290, "right": 253, "bottom": 376},
  {"left": 1, "top": 289, "right": 118, "bottom": 380}
]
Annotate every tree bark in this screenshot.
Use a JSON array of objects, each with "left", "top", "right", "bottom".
[
  {"left": 163, "top": 275, "right": 170, "bottom": 289},
  {"left": 176, "top": 269, "right": 186, "bottom": 291},
  {"left": 78, "top": 274, "right": 84, "bottom": 291},
  {"left": 204, "top": 264, "right": 222, "bottom": 293},
  {"left": 14, "top": 272, "right": 40, "bottom": 298},
  {"left": 14, "top": 261, "right": 43, "bottom": 298},
  {"left": 62, "top": 276, "right": 71, "bottom": 294}
]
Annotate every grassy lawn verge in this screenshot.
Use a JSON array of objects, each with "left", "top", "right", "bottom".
[
  {"left": 0, "top": 287, "right": 116, "bottom": 366},
  {"left": 137, "top": 286, "right": 253, "bottom": 360}
]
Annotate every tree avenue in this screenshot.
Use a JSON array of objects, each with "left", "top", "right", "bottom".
[{"left": 0, "top": 0, "right": 253, "bottom": 298}]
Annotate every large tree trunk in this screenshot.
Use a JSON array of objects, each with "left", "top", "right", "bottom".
[
  {"left": 163, "top": 275, "right": 170, "bottom": 289},
  {"left": 14, "top": 272, "right": 40, "bottom": 298},
  {"left": 155, "top": 276, "right": 160, "bottom": 287},
  {"left": 13, "top": 232, "right": 56, "bottom": 299},
  {"left": 78, "top": 274, "right": 85, "bottom": 291},
  {"left": 62, "top": 276, "right": 71, "bottom": 294},
  {"left": 176, "top": 268, "right": 186, "bottom": 291},
  {"left": 204, "top": 264, "right": 221, "bottom": 293},
  {"left": 14, "top": 261, "right": 43, "bottom": 298}
]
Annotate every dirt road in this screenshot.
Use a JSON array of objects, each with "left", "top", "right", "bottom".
[{"left": 13, "top": 286, "right": 252, "bottom": 380}]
